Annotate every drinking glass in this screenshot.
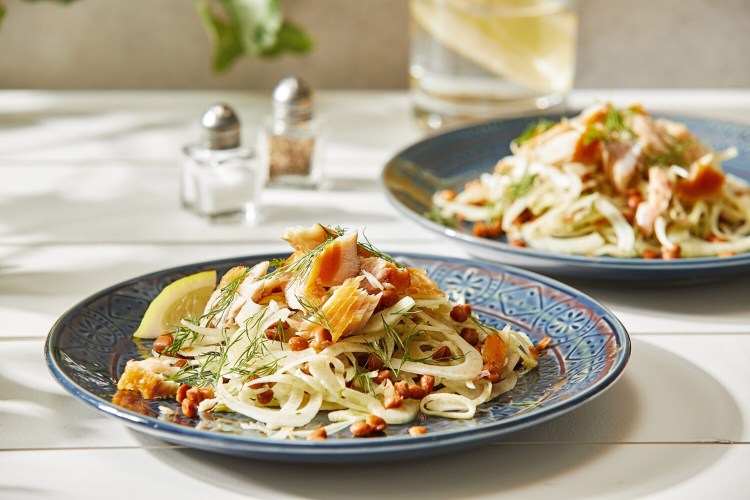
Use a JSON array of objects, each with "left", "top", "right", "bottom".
[{"left": 409, "top": 0, "right": 578, "bottom": 130}]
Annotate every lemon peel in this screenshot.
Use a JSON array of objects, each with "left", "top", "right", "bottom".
[{"left": 133, "top": 270, "right": 217, "bottom": 339}]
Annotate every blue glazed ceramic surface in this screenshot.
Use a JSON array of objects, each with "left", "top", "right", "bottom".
[
  {"left": 383, "top": 114, "right": 750, "bottom": 283},
  {"left": 46, "top": 253, "right": 630, "bottom": 463}
]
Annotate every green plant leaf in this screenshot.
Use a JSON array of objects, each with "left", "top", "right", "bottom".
[
  {"left": 223, "top": 0, "right": 283, "bottom": 56},
  {"left": 258, "top": 20, "right": 314, "bottom": 57},
  {"left": 196, "top": 1, "right": 244, "bottom": 73},
  {"left": 195, "top": 0, "right": 313, "bottom": 73}
]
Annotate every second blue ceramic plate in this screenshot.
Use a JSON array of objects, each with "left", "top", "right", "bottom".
[
  {"left": 383, "top": 114, "right": 750, "bottom": 283},
  {"left": 46, "top": 253, "right": 629, "bottom": 463}
]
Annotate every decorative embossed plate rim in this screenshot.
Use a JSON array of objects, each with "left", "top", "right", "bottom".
[
  {"left": 382, "top": 114, "right": 750, "bottom": 283},
  {"left": 46, "top": 253, "right": 630, "bottom": 463}
]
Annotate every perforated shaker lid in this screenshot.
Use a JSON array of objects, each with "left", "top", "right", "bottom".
[
  {"left": 272, "top": 76, "right": 314, "bottom": 123},
  {"left": 201, "top": 103, "right": 241, "bottom": 149}
]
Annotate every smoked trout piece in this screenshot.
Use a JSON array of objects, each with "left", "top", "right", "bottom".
[{"left": 116, "top": 357, "right": 180, "bottom": 399}]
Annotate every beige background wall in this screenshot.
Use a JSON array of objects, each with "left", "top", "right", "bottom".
[{"left": 0, "top": 0, "right": 748, "bottom": 90}]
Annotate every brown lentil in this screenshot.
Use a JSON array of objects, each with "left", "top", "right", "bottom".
[
  {"left": 153, "top": 334, "right": 173, "bottom": 354},
  {"left": 365, "top": 414, "right": 387, "bottom": 432},
  {"left": 288, "top": 336, "right": 309, "bottom": 351},
  {"left": 420, "top": 374, "right": 435, "bottom": 393},
  {"left": 433, "top": 345, "right": 453, "bottom": 360},
  {"left": 460, "top": 327, "right": 479, "bottom": 346},
  {"left": 350, "top": 421, "right": 374, "bottom": 437},
  {"left": 256, "top": 389, "right": 274, "bottom": 405},
  {"left": 450, "top": 304, "right": 472, "bottom": 323},
  {"left": 181, "top": 398, "right": 197, "bottom": 418}
]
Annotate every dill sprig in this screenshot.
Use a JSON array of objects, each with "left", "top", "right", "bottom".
[
  {"left": 373, "top": 311, "right": 450, "bottom": 377},
  {"left": 512, "top": 119, "right": 555, "bottom": 148},
  {"left": 263, "top": 235, "right": 335, "bottom": 282},
  {"left": 205, "top": 310, "right": 285, "bottom": 386},
  {"left": 352, "top": 362, "right": 376, "bottom": 395},
  {"left": 469, "top": 315, "right": 497, "bottom": 335},
  {"left": 163, "top": 320, "right": 202, "bottom": 357},
  {"left": 424, "top": 205, "right": 457, "bottom": 228},
  {"left": 166, "top": 310, "right": 286, "bottom": 388},
  {"left": 486, "top": 173, "right": 538, "bottom": 223},
  {"left": 357, "top": 231, "right": 404, "bottom": 269},
  {"left": 201, "top": 268, "right": 249, "bottom": 327},
  {"left": 296, "top": 293, "right": 333, "bottom": 332},
  {"left": 268, "top": 257, "right": 286, "bottom": 268},
  {"left": 374, "top": 317, "right": 466, "bottom": 374},
  {"left": 582, "top": 106, "right": 634, "bottom": 145},
  {"left": 644, "top": 137, "right": 695, "bottom": 168},
  {"left": 419, "top": 350, "right": 466, "bottom": 365},
  {"left": 223, "top": 310, "right": 281, "bottom": 378},
  {"left": 507, "top": 173, "right": 537, "bottom": 201}
]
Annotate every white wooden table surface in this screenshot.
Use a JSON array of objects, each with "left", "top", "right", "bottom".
[{"left": 1, "top": 89, "right": 749, "bottom": 499}]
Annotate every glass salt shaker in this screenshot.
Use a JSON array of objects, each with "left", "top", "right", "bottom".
[
  {"left": 259, "top": 76, "right": 324, "bottom": 189},
  {"left": 181, "top": 103, "right": 262, "bottom": 222}
]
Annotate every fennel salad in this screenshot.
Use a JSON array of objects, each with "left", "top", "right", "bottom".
[
  {"left": 115, "top": 225, "right": 548, "bottom": 440},
  {"left": 430, "top": 103, "right": 750, "bottom": 259}
]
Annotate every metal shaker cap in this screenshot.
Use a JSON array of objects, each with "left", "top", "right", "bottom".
[
  {"left": 273, "top": 76, "right": 313, "bottom": 123},
  {"left": 201, "top": 103, "right": 241, "bottom": 149}
]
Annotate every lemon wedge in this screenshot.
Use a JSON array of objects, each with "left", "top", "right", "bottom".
[
  {"left": 410, "top": 0, "right": 577, "bottom": 92},
  {"left": 133, "top": 270, "right": 217, "bottom": 339}
]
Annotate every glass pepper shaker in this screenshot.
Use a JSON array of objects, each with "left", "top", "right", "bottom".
[
  {"left": 181, "top": 103, "right": 261, "bottom": 222},
  {"left": 259, "top": 76, "right": 324, "bottom": 189}
]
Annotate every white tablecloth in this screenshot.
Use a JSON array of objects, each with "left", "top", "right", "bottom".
[{"left": 1, "top": 89, "right": 749, "bottom": 499}]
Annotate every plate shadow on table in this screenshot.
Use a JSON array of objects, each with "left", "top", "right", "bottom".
[{"left": 137, "top": 340, "right": 741, "bottom": 499}]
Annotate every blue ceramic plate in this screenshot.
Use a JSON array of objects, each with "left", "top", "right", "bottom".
[
  {"left": 383, "top": 114, "right": 750, "bottom": 284},
  {"left": 46, "top": 253, "right": 630, "bottom": 463}
]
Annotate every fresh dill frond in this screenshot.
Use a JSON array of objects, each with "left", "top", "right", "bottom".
[
  {"left": 358, "top": 231, "right": 404, "bottom": 269},
  {"left": 469, "top": 315, "right": 503, "bottom": 338},
  {"left": 270, "top": 319, "right": 286, "bottom": 343},
  {"left": 163, "top": 321, "right": 202, "bottom": 357},
  {"left": 370, "top": 337, "right": 396, "bottom": 371},
  {"left": 644, "top": 137, "right": 694, "bottom": 168},
  {"left": 604, "top": 106, "right": 632, "bottom": 136},
  {"left": 352, "top": 362, "right": 376, "bottom": 395},
  {"left": 512, "top": 119, "right": 555, "bottom": 148},
  {"left": 507, "top": 173, "right": 537, "bottom": 201},
  {"left": 268, "top": 257, "right": 286, "bottom": 268},
  {"left": 262, "top": 236, "right": 335, "bottom": 282},
  {"left": 376, "top": 316, "right": 435, "bottom": 376},
  {"left": 582, "top": 105, "right": 634, "bottom": 146},
  {"left": 424, "top": 205, "right": 457, "bottom": 228},
  {"left": 419, "top": 350, "right": 466, "bottom": 365},
  {"left": 582, "top": 127, "right": 606, "bottom": 146},
  {"left": 296, "top": 293, "right": 333, "bottom": 332},
  {"left": 485, "top": 173, "right": 537, "bottom": 224},
  {"left": 328, "top": 225, "right": 347, "bottom": 237},
  {"left": 201, "top": 268, "right": 249, "bottom": 327}
]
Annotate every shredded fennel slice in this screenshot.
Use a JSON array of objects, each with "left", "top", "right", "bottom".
[
  {"left": 420, "top": 393, "right": 476, "bottom": 419},
  {"left": 654, "top": 216, "right": 676, "bottom": 250},
  {"left": 525, "top": 232, "right": 606, "bottom": 254},
  {"left": 679, "top": 235, "right": 750, "bottom": 257},
  {"left": 594, "top": 197, "right": 636, "bottom": 254},
  {"left": 434, "top": 193, "right": 489, "bottom": 222},
  {"left": 217, "top": 376, "right": 322, "bottom": 429}
]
